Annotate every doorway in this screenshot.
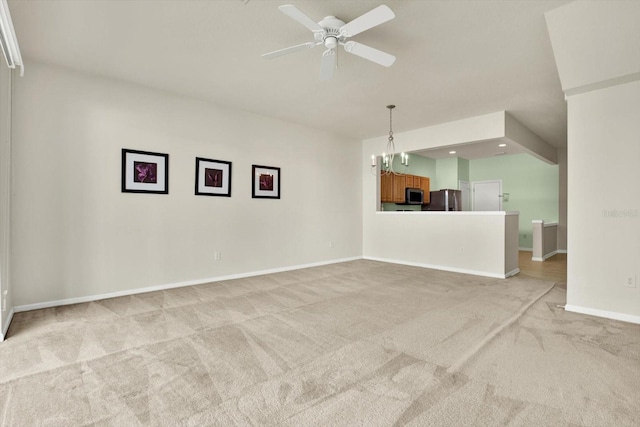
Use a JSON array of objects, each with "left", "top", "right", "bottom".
[{"left": 472, "top": 180, "right": 502, "bottom": 211}]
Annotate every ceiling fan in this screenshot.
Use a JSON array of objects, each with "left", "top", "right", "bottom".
[{"left": 261, "top": 4, "right": 396, "bottom": 80}]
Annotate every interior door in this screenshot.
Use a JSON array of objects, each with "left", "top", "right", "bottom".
[
  {"left": 459, "top": 180, "right": 470, "bottom": 211},
  {"left": 472, "top": 180, "right": 502, "bottom": 211}
]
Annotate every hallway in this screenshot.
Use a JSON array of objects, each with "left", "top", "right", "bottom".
[{"left": 518, "top": 251, "right": 567, "bottom": 287}]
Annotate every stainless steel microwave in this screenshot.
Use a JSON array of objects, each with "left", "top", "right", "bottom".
[{"left": 405, "top": 187, "right": 424, "bottom": 204}]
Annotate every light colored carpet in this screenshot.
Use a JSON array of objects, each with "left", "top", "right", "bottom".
[{"left": 1, "top": 260, "right": 639, "bottom": 426}]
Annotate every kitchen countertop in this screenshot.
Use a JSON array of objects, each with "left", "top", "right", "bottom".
[{"left": 377, "top": 211, "right": 520, "bottom": 216}]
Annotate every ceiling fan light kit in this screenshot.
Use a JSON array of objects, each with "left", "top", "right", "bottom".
[{"left": 262, "top": 4, "right": 396, "bottom": 80}]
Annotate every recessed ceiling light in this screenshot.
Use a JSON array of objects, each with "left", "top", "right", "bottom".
[
  {"left": 449, "top": 151, "right": 456, "bottom": 154},
  {"left": 498, "top": 143, "right": 507, "bottom": 147}
]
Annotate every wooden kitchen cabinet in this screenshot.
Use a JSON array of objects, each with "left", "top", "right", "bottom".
[
  {"left": 380, "top": 172, "right": 393, "bottom": 203},
  {"left": 393, "top": 174, "right": 406, "bottom": 203},
  {"left": 420, "top": 176, "right": 430, "bottom": 203},
  {"left": 380, "top": 173, "right": 430, "bottom": 205}
]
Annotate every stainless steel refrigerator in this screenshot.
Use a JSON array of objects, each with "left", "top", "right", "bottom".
[{"left": 422, "top": 189, "right": 462, "bottom": 211}]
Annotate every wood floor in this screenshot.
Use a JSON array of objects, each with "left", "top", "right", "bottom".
[{"left": 517, "top": 250, "right": 567, "bottom": 287}]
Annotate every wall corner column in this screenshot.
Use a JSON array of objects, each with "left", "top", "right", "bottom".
[{"left": 0, "top": 64, "right": 14, "bottom": 341}]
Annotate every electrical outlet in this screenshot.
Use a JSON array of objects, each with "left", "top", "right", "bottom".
[
  {"left": 460, "top": 247, "right": 464, "bottom": 254},
  {"left": 329, "top": 241, "right": 334, "bottom": 248},
  {"left": 214, "top": 251, "right": 221, "bottom": 261},
  {"left": 625, "top": 275, "right": 636, "bottom": 288}
]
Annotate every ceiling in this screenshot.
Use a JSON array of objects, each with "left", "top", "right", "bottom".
[
  {"left": 414, "top": 138, "right": 528, "bottom": 160},
  {"left": 7, "top": 0, "right": 569, "bottom": 151}
]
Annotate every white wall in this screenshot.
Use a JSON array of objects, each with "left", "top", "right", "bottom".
[
  {"left": 364, "top": 211, "right": 518, "bottom": 278},
  {"left": 546, "top": 0, "right": 640, "bottom": 323},
  {"left": 0, "top": 62, "right": 14, "bottom": 339},
  {"left": 10, "top": 61, "right": 362, "bottom": 308},
  {"left": 367, "top": 111, "right": 507, "bottom": 156},
  {"left": 566, "top": 80, "right": 640, "bottom": 321},
  {"left": 545, "top": 0, "right": 640, "bottom": 95}
]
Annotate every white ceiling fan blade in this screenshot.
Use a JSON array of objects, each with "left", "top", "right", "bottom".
[
  {"left": 339, "top": 5, "right": 395, "bottom": 38},
  {"left": 343, "top": 41, "right": 395, "bottom": 67},
  {"left": 279, "top": 5, "right": 323, "bottom": 33},
  {"left": 319, "top": 49, "right": 336, "bottom": 80},
  {"left": 261, "top": 42, "right": 317, "bottom": 59}
]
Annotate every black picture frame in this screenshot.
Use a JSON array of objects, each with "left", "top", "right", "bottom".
[
  {"left": 195, "top": 157, "right": 232, "bottom": 197},
  {"left": 121, "top": 149, "right": 169, "bottom": 194},
  {"left": 252, "top": 165, "right": 280, "bottom": 199}
]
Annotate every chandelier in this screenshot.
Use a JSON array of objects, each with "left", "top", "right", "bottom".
[{"left": 371, "top": 105, "right": 408, "bottom": 175}]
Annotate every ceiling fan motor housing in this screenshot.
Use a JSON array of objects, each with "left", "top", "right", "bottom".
[{"left": 317, "top": 16, "right": 346, "bottom": 49}]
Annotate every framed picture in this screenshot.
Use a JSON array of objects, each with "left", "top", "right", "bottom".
[
  {"left": 195, "top": 157, "right": 232, "bottom": 197},
  {"left": 252, "top": 165, "right": 280, "bottom": 199},
  {"left": 121, "top": 149, "right": 169, "bottom": 194}
]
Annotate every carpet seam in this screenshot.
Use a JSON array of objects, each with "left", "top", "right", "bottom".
[{"left": 446, "top": 282, "right": 557, "bottom": 373}]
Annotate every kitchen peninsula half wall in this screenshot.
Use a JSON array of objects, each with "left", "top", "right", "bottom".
[
  {"left": 363, "top": 111, "right": 559, "bottom": 278},
  {"left": 364, "top": 211, "right": 520, "bottom": 278}
]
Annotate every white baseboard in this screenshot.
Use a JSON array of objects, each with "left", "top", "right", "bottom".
[
  {"left": 505, "top": 268, "right": 520, "bottom": 278},
  {"left": 557, "top": 249, "right": 567, "bottom": 254},
  {"left": 0, "top": 307, "right": 15, "bottom": 342},
  {"left": 532, "top": 250, "right": 560, "bottom": 262},
  {"left": 13, "top": 256, "right": 362, "bottom": 313},
  {"left": 564, "top": 304, "right": 640, "bottom": 325},
  {"left": 363, "top": 256, "right": 516, "bottom": 279},
  {"left": 519, "top": 247, "right": 532, "bottom": 252}
]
